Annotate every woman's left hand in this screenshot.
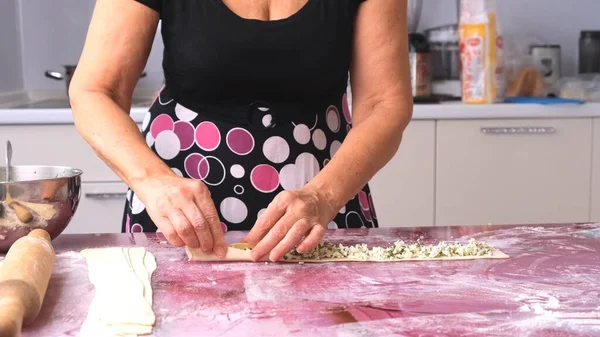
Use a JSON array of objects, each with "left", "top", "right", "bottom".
[{"left": 241, "top": 186, "right": 338, "bottom": 262}]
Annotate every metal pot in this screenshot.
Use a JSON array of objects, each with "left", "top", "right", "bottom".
[
  {"left": 424, "top": 24, "right": 460, "bottom": 80},
  {"left": 45, "top": 65, "right": 146, "bottom": 95}
]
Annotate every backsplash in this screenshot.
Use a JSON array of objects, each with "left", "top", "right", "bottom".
[
  {"left": 1, "top": 0, "right": 599, "bottom": 92},
  {"left": 15, "top": 0, "right": 164, "bottom": 92},
  {"left": 0, "top": 0, "right": 23, "bottom": 92}
]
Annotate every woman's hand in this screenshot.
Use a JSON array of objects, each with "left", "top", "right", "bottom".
[
  {"left": 242, "top": 186, "right": 338, "bottom": 262},
  {"left": 131, "top": 174, "right": 227, "bottom": 257}
]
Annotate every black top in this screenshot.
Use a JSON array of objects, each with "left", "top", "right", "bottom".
[{"left": 133, "top": 0, "right": 363, "bottom": 117}]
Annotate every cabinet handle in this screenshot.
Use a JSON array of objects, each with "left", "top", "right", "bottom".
[
  {"left": 480, "top": 127, "right": 556, "bottom": 134},
  {"left": 85, "top": 192, "right": 127, "bottom": 200}
]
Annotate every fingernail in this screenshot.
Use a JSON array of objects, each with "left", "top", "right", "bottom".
[{"left": 215, "top": 245, "right": 227, "bottom": 258}]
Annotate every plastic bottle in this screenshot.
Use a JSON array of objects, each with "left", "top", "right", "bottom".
[{"left": 458, "top": 0, "right": 504, "bottom": 104}]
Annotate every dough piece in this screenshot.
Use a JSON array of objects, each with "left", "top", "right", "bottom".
[
  {"left": 186, "top": 243, "right": 263, "bottom": 262},
  {"left": 78, "top": 247, "right": 157, "bottom": 337},
  {"left": 186, "top": 239, "right": 509, "bottom": 262}
]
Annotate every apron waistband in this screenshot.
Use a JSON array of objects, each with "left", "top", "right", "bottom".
[{"left": 163, "top": 86, "right": 336, "bottom": 132}]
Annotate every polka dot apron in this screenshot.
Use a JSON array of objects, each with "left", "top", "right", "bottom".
[{"left": 123, "top": 87, "right": 378, "bottom": 233}]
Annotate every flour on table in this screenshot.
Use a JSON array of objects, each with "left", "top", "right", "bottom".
[
  {"left": 57, "top": 251, "right": 84, "bottom": 260},
  {"left": 78, "top": 247, "right": 157, "bottom": 337}
]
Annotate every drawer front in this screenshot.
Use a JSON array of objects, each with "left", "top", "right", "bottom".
[
  {"left": 65, "top": 182, "right": 128, "bottom": 234},
  {"left": 0, "top": 124, "right": 141, "bottom": 182},
  {"left": 369, "top": 121, "right": 436, "bottom": 227},
  {"left": 436, "top": 118, "right": 593, "bottom": 225}
]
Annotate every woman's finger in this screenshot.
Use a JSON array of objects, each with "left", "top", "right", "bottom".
[
  {"left": 269, "top": 219, "right": 312, "bottom": 261},
  {"left": 296, "top": 225, "right": 326, "bottom": 254},
  {"left": 153, "top": 216, "right": 185, "bottom": 247},
  {"left": 250, "top": 212, "right": 297, "bottom": 262},
  {"left": 194, "top": 195, "right": 227, "bottom": 257},
  {"left": 167, "top": 209, "right": 201, "bottom": 248},
  {"left": 242, "top": 198, "right": 287, "bottom": 246},
  {"left": 181, "top": 202, "right": 213, "bottom": 252}
]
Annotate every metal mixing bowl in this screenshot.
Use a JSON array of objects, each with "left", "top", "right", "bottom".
[{"left": 0, "top": 165, "right": 82, "bottom": 253}]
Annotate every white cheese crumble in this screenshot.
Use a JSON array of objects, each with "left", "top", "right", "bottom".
[{"left": 283, "top": 238, "right": 495, "bottom": 261}]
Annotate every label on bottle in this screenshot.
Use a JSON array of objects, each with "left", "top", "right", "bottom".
[
  {"left": 459, "top": 13, "right": 503, "bottom": 104},
  {"left": 462, "top": 35, "right": 485, "bottom": 100}
]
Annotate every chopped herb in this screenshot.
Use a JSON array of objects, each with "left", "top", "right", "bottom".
[{"left": 282, "top": 238, "right": 496, "bottom": 261}]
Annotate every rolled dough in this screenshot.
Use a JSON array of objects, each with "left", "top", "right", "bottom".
[
  {"left": 186, "top": 241, "right": 509, "bottom": 262},
  {"left": 78, "top": 247, "right": 157, "bottom": 337}
]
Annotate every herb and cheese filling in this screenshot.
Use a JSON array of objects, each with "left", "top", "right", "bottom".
[{"left": 283, "top": 238, "right": 495, "bottom": 261}]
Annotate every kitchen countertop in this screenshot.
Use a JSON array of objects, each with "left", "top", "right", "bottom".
[
  {"left": 6, "top": 223, "right": 600, "bottom": 336},
  {"left": 0, "top": 96, "right": 150, "bottom": 125},
  {"left": 1, "top": 97, "right": 600, "bottom": 125}
]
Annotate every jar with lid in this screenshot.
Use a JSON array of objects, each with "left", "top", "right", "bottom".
[
  {"left": 579, "top": 30, "right": 600, "bottom": 74},
  {"left": 530, "top": 44, "right": 561, "bottom": 88},
  {"left": 408, "top": 32, "right": 432, "bottom": 97}
]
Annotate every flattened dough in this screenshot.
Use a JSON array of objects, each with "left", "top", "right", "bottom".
[
  {"left": 186, "top": 242, "right": 262, "bottom": 262},
  {"left": 186, "top": 241, "right": 509, "bottom": 262},
  {"left": 78, "top": 247, "right": 157, "bottom": 337}
]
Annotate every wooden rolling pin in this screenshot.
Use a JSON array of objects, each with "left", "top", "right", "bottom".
[
  {"left": 5, "top": 190, "right": 33, "bottom": 224},
  {"left": 0, "top": 229, "right": 55, "bottom": 337},
  {"left": 8, "top": 202, "right": 33, "bottom": 224}
]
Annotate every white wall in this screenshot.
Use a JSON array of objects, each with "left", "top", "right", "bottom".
[
  {"left": 17, "top": 0, "right": 163, "bottom": 92},
  {"left": 0, "top": 0, "right": 23, "bottom": 92},
  {"left": 418, "top": 0, "right": 600, "bottom": 77}
]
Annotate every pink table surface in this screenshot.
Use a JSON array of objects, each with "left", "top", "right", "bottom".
[{"left": 5, "top": 223, "right": 600, "bottom": 337}]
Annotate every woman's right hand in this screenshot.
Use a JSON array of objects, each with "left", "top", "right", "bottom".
[{"left": 131, "top": 174, "right": 227, "bottom": 257}]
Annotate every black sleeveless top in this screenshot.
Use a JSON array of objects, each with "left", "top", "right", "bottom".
[
  {"left": 134, "top": 0, "right": 362, "bottom": 117},
  {"left": 124, "top": 0, "right": 380, "bottom": 232}
]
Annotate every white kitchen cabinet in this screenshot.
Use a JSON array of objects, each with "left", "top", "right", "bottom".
[
  {"left": 0, "top": 124, "right": 141, "bottom": 182},
  {"left": 436, "top": 118, "right": 593, "bottom": 225},
  {"left": 592, "top": 118, "right": 600, "bottom": 222},
  {"left": 65, "top": 182, "right": 128, "bottom": 234},
  {"left": 369, "top": 120, "right": 436, "bottom": 227}
]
